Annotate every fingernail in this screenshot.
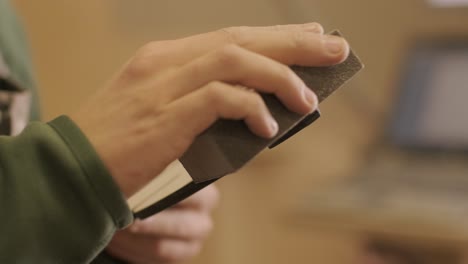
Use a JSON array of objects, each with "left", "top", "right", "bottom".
[
  {"left": 303, "top": 88, "right": 318, "bottom": 111},
  {"left": 269, "top": 118, "right": 278, "bottom": 137},
  {"left": 324, "top": 35, "right": 345, "bottom": 54}
]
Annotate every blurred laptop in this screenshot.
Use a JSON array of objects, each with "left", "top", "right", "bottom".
[{"left": 300, "top": 37, "right": 468, "bottom": 243}]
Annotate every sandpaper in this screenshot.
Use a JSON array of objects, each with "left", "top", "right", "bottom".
[{"left": 180, "top": 30, "right": 364, "bottom": 183}]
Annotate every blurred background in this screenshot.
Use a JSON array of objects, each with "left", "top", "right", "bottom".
[{"left": 11, "top": 0, "right": 468, "bottom": 263}]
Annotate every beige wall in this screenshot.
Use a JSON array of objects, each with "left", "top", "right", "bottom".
[{"left": 12, "top": 0, "right": 468, "bottom": 263}]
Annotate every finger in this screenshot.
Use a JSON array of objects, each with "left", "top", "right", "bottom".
[
  {"left": 108, "top": 232, "right": 202, "bottom": 264},
  {"left": 175, "top": 184, "right": 220, "bottom": 211},
  {"left": 161, "top": 45, "right": 317, "bottom": 115},
  {"left": 136, "top": 22, "right": 346, "bottom": 69},
  {"left": 163, "top": 81, "right": 280, "bottom": 139},
  {"left": 216, "top": 27, "right": 348, "bottom": 66},
  {"left": 131, "top": 209, "right": 213, "bottom": 240},
  {"left": 150, "top": 239, "right": 202, "bottom": 264},
  {"left": 258, "top": 22, "right": 324, "bottom": 34}
]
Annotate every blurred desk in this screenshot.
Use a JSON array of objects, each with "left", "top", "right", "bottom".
[
  {"left": 361, "top": 238, "right": 463, "bottom": 264},
  {"left": 293, "top": 151, "right": 468, "bottom": 264}
]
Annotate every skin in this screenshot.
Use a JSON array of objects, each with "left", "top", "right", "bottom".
[
  {"left": 71, "top": 22, "right": 350, "bottom": 263},
  {"left": 107, "top": 185, "right": 220, "bottom": 263}
]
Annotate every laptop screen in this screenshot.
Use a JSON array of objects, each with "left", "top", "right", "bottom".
[{"left": 389, "top": 38, "right": 468, "bottom": 151}]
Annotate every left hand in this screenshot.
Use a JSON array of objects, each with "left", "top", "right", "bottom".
[{"left": 106, "top": 185, "right": 220, "bottom": 264}]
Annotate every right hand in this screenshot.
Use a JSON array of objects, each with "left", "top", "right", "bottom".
[{"left": 71, "top": 23, "right": 350, "bottom": 198}]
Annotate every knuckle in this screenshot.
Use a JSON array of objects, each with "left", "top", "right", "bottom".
[
  {"left": 126, "top": 41, "right": 170, "bottom": 77},
  {"left": 125, "top": 52, "right": 153, "bottom": 77},
  {"left": 308, "top": 22, "right": 323, "bottom": 32},
  {"left": 218, "top": 27, "right": 238, "bottom": 44},
  {"left": 126, "top": 55, "right": 152, "bottom": 78},
  {"left": 217, "top": 26, "right": 249, "bottom": 45},
  {"left": 204, "top": 82, "right": 225, "bottom": 105},
  {"left": 312, "top": 22, "right": 323, "bottom": 29},
  {"left": 245, "top": 91, "right": 264, "bottom": 113},
  {"left": 290, "top": 30, "right": 308, "bottom": 50},
  {"left": 213, "top": 44, "right": 242, "bottom": 68},
  {"left": 250, "top": 91, "right": 263, "bottom": 105}
]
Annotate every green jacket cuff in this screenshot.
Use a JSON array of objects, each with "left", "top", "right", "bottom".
[{"left": 48, "top": 115, "right": 133, "bottom": 228}]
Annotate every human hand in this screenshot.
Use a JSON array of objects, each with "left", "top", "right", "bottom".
[
  {"left": 71, "top": 22, "right": 350, "bottom": 198},
  {"left": 106, "top": 185, "right": 219, "bottom": 264}
]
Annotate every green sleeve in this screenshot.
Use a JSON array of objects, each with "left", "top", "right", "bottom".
[
  {"left": 0, "top": 115, "right": 133, "bottom": 263},
  {"left": 91, "top": 252, "right": 128, "bottom": 264}
]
